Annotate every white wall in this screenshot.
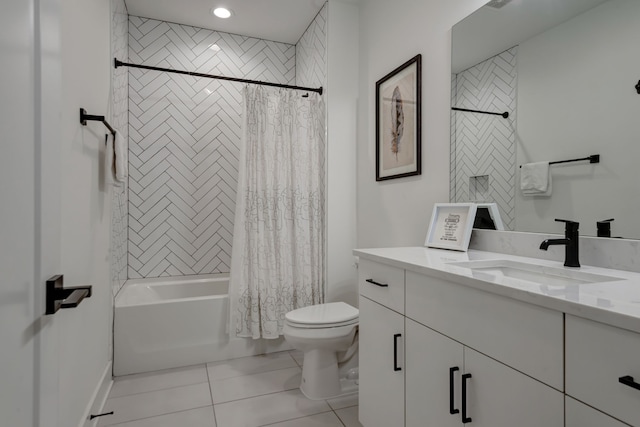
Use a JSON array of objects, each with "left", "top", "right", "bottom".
[
  {"left": 515, "top": 0, "right": 640, "bottom": 238},
  {"left": 357, "top": 0, "right": 487, "bottom": 248},
  {"left": 60, "top": 0, "right": 113, "bottom": 425},
  {"left": 326, "top": 0, "right": 359, "bottom": 306}
]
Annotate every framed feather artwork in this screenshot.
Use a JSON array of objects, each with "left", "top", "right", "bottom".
[{"left": 375, "top": 54, "right": 422, "bottom": 181}]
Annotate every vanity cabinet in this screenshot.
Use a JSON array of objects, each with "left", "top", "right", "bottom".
[
  {"left": 359, "top": 258, "right": 564, "bottom": 427},
  {"left": 405, "top": 319, "right": 463, "bottom": 427},
  {"left": 565, "top": 397, "right": 629, "bottom": 427},
  {"left": 405, "top": 271, "right": 564, "bottom": 390},
  {"left": 358, "top": 260, "right": 405, "bottom": 427},
  {"left": 406, "top": 319, "right": 562, "bottom": 427},
  {"left": 566, "top": 314, "right": 640, "bottom": 426}
]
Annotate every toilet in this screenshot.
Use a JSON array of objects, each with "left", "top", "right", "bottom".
[{"left": 283, "top": 302, "right": 359, "bottom": 400}]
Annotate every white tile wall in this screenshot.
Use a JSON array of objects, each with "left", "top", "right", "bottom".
[
  {"left": 451, "top": 47, "right": 517, "bottom": 230},
  {"left": 296, "top": 3, "right": 327, "bottom": 89},
  {"left": 127, "top": 17, "right": 296, "bottom": 278},
  {"left": 111, "top": 0, "right": 128, "bottom": 295}
]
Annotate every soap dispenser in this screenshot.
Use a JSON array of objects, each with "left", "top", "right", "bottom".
[{"left": 597, "top": 218, "right": 614, "bottom": 237}]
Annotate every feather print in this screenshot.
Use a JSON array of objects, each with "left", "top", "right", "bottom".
[{"left": 390, "top": 86, "right": 404, "bottom": 160}]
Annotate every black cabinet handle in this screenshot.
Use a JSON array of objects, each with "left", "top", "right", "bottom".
[
  {"left": 393, "top": 334, "right": 402, "bottom": 371},
  {"left": 449, "top": 367, "right": 460, "bottom": 415},
  {"left": 619, "top": 375, "right": 640, "bottom": 391},
  {"left": 366, "top": 278, "right": 388, "bottom": 287},
  {"left": 462, "top": 373, "right": 472, "bottom": 423}
]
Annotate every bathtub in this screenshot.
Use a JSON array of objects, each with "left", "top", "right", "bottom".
[{"left": 113, "top": 274, "right": 291, "bottom": 376}]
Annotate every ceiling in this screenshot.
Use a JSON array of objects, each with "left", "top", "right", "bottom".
[
  {"left": 452, "top": 0, "right": 610, "bottom": 73},
  {"left": 125, "top": 0, "right": 327, "bottom": 45}
]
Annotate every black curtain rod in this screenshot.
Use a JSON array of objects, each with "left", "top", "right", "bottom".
[
  {"left": 114, "top": 58, "right": 323, "bottom": 95},
  {"left": 519, "top": 155, "right": 600, "bottom": 168},
  {"left": 452, "top": 107, "right": 509, "bottom": 119},
  {"left": 80, "top": 108, "right": 116, "bottom": 137}
]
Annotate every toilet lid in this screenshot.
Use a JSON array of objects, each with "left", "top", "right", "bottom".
[{"left": 285, "top": 302, "right": 359, "bottom": 326}]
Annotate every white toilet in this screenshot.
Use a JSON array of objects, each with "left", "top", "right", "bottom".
[{"left": 283, "top": 302, "right": 359, "bottom": 400}]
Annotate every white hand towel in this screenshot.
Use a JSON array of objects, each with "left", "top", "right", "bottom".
[
  {"left": 520, "top": 161, "right": 552, "bottom": 196},
  {"left": 105, "top": 133, "right": 117, "bottom": 186},
  {"left": 114, "top": 131, "right": 127, "bottom": 184}
]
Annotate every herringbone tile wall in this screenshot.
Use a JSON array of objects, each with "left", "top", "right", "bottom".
[
  {"left": 111, "top": 0, "right": 128, "bottom": 294},
  {"left": 451, "top": 47, "right": 517, "bottom": 230},
  {"left": 296, "top": 3, "right": 327, "bottom": 89},
  {"left": 128, "top": 16, "right": 296, "bottom": 278},
  {"left": 296, "top": 2, "right": 327, "bottom": 200}
]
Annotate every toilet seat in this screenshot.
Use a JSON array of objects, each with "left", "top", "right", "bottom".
[
  {"left": 286, "top": 318, "right": 359, "bottom": 329},
  {"left": 285, "top": 302, "right": 359, "bottom": 329}
]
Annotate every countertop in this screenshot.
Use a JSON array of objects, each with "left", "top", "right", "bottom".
[{"left": 353, "top": 246, "right": 640, "bottom": 334}]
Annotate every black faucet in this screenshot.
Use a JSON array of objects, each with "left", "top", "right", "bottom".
[{"left": 539, "top": 219, "right": 580, "bottom": 267}]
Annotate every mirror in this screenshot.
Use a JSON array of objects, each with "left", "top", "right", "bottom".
[{"left": 450, "top": 0, "right": 640, "bottom": 239}]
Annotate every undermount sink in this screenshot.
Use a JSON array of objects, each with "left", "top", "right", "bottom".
[{"left": 446, "top": 259, "right": 622, "bottom": 287}]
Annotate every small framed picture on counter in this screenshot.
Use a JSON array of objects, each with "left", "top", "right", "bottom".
[{"left": 425, "top": 203, "right": 477, "bottom": 251}]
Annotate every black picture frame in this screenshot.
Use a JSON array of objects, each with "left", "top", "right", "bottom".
[{"left": 375, "top": 54, "right": 422, "bottom": 181}]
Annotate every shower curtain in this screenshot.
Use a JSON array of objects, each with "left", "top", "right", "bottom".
[{"left": 229, "top": 85, "right": 326, "bottom": 339}]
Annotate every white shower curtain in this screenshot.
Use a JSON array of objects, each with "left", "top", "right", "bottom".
[{"left": 229, "top": 85, "right": 326, "bottom": 339}]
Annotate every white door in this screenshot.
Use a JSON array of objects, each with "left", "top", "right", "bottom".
[
  {"left": 406, "top": 319, "right": 463, "bottom": 427},
  {"left": 359, "top": 297, "right": 405, "bottom": 427},
  {"left": 1, "top": 0, "right": 61, "bottom": 426},
  {"left": 463, "top": 348, "right": 563, "bottom": 427}
]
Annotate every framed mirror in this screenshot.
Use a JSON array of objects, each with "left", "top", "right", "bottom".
[{"left": 450, "top": 0, "right": 640, "bottom": 239}]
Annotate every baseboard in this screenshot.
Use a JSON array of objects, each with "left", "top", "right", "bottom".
[{"left": 79, "top": 362, "right": 113, "bottom": 427}]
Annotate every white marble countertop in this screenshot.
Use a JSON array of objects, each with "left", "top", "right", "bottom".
[{"left": 353, "top": 246, "right": 640, "bottom": 334}]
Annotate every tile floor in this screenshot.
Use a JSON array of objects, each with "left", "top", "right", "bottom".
[{"left": 98, "top": 350, "right": 362, "bottom": 427}]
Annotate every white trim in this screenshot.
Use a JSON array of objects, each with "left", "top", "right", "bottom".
[{"left": 79, "top": 362, "right": 113, "bottom": 427}]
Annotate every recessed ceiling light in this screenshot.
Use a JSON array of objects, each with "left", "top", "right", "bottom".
[{"left": 212, "top": 7, "right": 232, "bottom": 19}]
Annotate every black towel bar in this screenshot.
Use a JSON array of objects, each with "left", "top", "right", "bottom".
[
  {"left": 452, "top": 107, "right": 509, "bottom": 119},
  {"left": 80, "top": 108, "right": 116, "bottom": 137},
  {"left": 519, "top": 155, "right": 600, "bottom": 168}
]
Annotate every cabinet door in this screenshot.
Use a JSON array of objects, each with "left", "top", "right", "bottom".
[
  {"left": 359, "top": 296, "right": 405, "bottom": 427},
  {"left": 463, "top": 348, "right": 563, "bottom": 427},
  {"left": 566, "top": 397, "right": 629, "bottom": 427},
  {"left": 406, "top": 319, "right": 463, "bottom": 427}
]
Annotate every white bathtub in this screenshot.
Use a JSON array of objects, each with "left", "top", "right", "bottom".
[{"left": 113, "top": 274, "right": 291, "bottom": 376}]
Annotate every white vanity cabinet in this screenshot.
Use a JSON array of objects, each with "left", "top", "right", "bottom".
[
  {"left": 356, "top": 247, "right": 640, "bottom": 427},
  {"left": 565, "top": 397, "right": 629, "bottom": 427},
  {"left": 406, "top": 320, "right": 563, "bottom": 427},
  {"left": 404, "top": 273, "right": 563, "bottom": 427},
  {"left": 358, "top": 260, "right": 405, "bottom": 427},
  {"left": 359, "top": 258, "right": 564, "bottom": 427},
  {"left": 566, "top": 314, "right": 640, "bottom": 426}
]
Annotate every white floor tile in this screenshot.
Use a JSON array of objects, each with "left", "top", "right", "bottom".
[
  {"left": 101, "top": 406, "right": 216, "bottom": 427},
  {"left": 335, "top": 406, "right": 363, "bottom": 427},
  {"left": 210, "top": 366, "right": 301, "bottom": 403},
  {"left": 262, "top": 411, "right": 343, "bottom": 427},
  {"left": 207, "top": 351, "right": 298, "bottom": 381},
  {"left": 110, "top": 364, "right": 208, "bottom": 398},
  {"left": 289, "top": 350, "right": 304, "bottom": 367},
  {"left": 214, "top": 389, "right": 331, "bottom": 427},
  {"left": 99, "top": 383, "right": 212, "bottom": 426},
  {"left": 326, "top": 392, "right": 358, "bottom": 410}
]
